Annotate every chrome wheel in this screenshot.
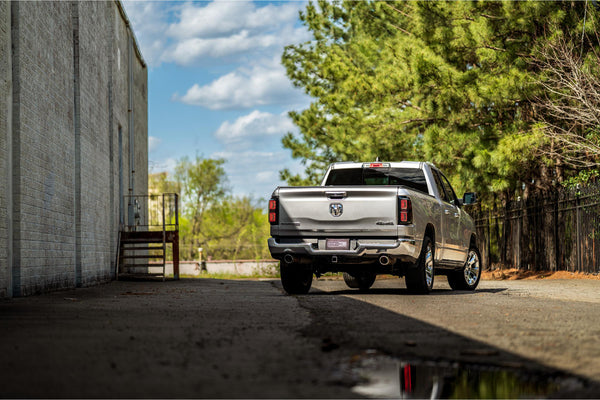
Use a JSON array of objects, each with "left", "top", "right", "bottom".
[
  {"left": 425, "top": 243, "right": 434, "bottom": 288},
  {"left": 463, "top": 250, "right": 480, "bottom": 286},
  {"left": 448, "top": 245, "right": 481, "bottom": 291}
]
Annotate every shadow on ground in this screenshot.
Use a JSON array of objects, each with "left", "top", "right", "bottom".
[
  {"left": 291, "top": 282, "right": 600, "bottom": 398},
  {"left": 0, "top": 278, "right": 597, "bottom": 398},
  {"left": 307, "top": 287, "right": 508, "bottom": 296}
]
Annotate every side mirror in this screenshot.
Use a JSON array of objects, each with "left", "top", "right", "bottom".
[{"left": 462, "top": 192, "right": 477, "bottom": 205}]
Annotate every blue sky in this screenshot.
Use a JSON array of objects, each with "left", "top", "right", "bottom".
[{"left": 121, "top": 1, "right": 312, "bottom": 202}]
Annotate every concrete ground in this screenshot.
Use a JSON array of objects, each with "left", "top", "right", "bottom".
[
  {"left": 0, "top": 276, "right": 599, "bottom": 398},
  {"left": 0, "top": 279, "right": 355, "bottom": 398}
]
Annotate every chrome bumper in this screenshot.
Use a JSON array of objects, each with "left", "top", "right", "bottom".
[{"left": 268, "top": 237, "right": 419, "bottom": 259}]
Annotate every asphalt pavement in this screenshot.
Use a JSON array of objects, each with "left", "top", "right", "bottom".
[{"left": 0, "top": 276, "right": 599, "bottom": 398}]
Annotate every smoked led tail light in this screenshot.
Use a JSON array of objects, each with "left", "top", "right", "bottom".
[
  {"left": 398, "top": 196, "right": 412, "bottom": 225},
  {"left": 268, "top": 198, "right": 279, "bottom": 224}
]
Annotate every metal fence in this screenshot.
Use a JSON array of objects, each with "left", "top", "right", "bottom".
[
  {"left": 122, "top": 193, "right": 179, "bottom": 232},
  {"left": 470, "top": 183, "right": 600, "bottom": 273}
]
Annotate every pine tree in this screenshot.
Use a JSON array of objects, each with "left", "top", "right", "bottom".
[{"left": 281, "top": 0, "right": 598, "bottom": 200}]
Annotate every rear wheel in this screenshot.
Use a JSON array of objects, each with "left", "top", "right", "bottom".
[
  {"left": 448, "top": 245, "right": 481, "bottom": 291},
  {"left": 343, "top": 271, "right": 376, "bottom": 291},
  {"left": 405, "top": 237, "right": 434, "bottom": 294},
  {"left": 280, "top": 263, "right": 313, "bottom": 295}
]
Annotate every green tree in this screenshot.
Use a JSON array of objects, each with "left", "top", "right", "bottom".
[
  {"left": 202, "top": 197, "right": 271, "bottom": 261},
  {"left": 282, "top": 1, "right": 598, "bottom": 200},
  {"left": 148, "top": 172, "right": 180, "bottom": 195},
  {"left": 150, "top": 158, "right": 272, "bottom": 261},
  {"left": 174, "top": 156, "right": 228, "bottom": 259}
]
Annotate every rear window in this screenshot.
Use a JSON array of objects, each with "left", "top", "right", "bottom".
[{"left": 325, "top": 167, "right": 428, "bottom": 193}]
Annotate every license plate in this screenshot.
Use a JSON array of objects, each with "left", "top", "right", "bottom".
[{"left": 326, "top": 238, "right": 349, "bottom": 250}]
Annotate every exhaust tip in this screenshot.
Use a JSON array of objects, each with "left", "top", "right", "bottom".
[
  {"left": 283, "top": 254, "right": 295, "bottom": 264},
  {"left": 379, "top": 255, "right": 391, "bottom": 266}
]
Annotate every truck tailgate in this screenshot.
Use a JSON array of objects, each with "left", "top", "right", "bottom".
[{"left": 277, "top": 187, "right": 399, "bottom": 237}]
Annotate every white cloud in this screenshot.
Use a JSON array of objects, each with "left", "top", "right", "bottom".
[
  {"left": 167, "top": 2, "right": 298, "bottom": 39},
  {"left": 161, "top": 2, "right": 306, "bottom": 65},
  {"left": 163, "top": 30, "right": 276, "bottom": 64},
  {"left": 123, "top": 1, "right": 310, "bottom": 67},
  {"left": 121, "top": 1, "right": 172, "bottom": 67},
  {"left": 210, "top": 110, "right": 304, "bottom": 199},
  {"left": 166, "top": 1, "right": 256, "bottom": 39},
  {"left": 148, "top": 136, "right": 162, "bottom": 152},
  {"left": 175, "top": 59, "right": 305, "bottom": 110},
  {"left": 214, "top": 110, "right": 296, "bottom": 146}
]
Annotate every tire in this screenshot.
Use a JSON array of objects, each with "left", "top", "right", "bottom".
[
  {"left": 280, "top": 263, "right": 313, "bottom": 295},
  {"left": 405, "top": 236, "right": 434, "bottom": 294},
  {"left": 448, "top": 245, "right": 481, "bottom": 291},
  {"left": 343, "top": 271, "right": 376, "bottom": 291}
]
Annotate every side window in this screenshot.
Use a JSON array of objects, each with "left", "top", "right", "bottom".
[
  {"left": 432, "top": 170, "right": 450, "bottom": 203},
  {"left": 440, "top": 173, "right": 460, "bottom": 206}
]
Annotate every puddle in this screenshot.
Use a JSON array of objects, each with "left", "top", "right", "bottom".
[{"left": 349, "top": 351, "right": 586, "bottom": 399}]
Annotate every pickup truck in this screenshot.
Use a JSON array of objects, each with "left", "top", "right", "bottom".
[{"left": 268, "top": 161, "right": 481, "bottom": 295}]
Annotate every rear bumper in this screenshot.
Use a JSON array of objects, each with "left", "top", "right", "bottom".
[{"left": 268, "top": 237, "right": 419, "bottom": 262}]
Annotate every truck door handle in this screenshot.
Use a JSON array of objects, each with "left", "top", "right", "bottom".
[{"left": 326, "top": 191, "right": 347, "bottom": 199}]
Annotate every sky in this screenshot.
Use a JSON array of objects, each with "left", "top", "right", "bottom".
[{"left": 121, "top": 0, "right": 312, "bottom": 202}]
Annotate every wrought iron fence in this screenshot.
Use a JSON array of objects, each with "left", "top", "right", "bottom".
[
  {"left": 470, "top": 183, "right": 600, "bottom": 273},
  {"left": 122, "top": 193, "right": 179, "bottom": 232}
]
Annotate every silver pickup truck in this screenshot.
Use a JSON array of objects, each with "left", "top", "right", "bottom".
[{"left": 268, "top": 161, "right": 481, "bottom": 294}]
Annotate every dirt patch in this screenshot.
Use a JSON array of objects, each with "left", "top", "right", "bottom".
[{"left": 482, "top": 268, "right": 600, "bottom": 281}]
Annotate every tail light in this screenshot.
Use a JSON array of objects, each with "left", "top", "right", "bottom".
[
  {"left": 401, "top": 365, "right": 413, "bottom": 393},
  {"left": 268, "top": 197, "right": 278, "bottom": 224},
  {"left": 398, "top": 196, "right": 412, "bottom": 225}
]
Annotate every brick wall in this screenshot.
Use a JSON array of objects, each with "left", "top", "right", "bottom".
[
  {"left": 0, "top": 1, "right": 147, "bottom": 297},
  {"left": 0, "top": 1, "right": 9, "bottom": 298},
  {"left": 79, "top": 1, "right": 113, "bottom": 286},
  {"left": 133, "top": 36, "right": 148, "bottom": 209},
  {"left": 12, "top": 1, "right": 76, "bottom": 295}
]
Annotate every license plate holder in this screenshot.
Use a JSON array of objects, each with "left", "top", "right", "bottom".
[{"left": 326, "top": 238, "right": 350, "bottom": 251}]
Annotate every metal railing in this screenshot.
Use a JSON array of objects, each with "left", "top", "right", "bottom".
[{"left": 122, "top": 193, "right": 179, "bottom": 232}]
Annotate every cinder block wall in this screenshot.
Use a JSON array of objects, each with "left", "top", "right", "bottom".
[{"left": 0, "top": 1, "right": 147, "bottom": 297}]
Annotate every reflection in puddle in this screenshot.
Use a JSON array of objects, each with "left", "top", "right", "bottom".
[{"left": 350, "top": 352, "right": 582, "bottom": 399}]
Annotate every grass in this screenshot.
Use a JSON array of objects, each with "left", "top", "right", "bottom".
[
  {"left": 197, "top": 271, "right": 280, "bottom": 279},
  {"left": 165, "top": 271, "right": 345, "bottom": 280},
  {"left": 164, "top": 271, "right": 281, "bottom": 280}
]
